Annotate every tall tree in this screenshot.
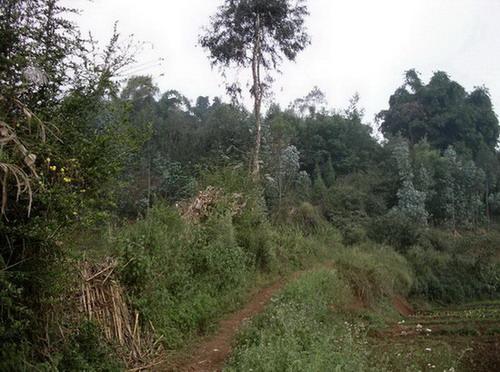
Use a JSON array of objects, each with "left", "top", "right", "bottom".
[
  {"left": 200, "top": 0, "right": 310, "bottom": 180},
  {"left": 378, "top": 70, "right": 499, "bottom": 156}
]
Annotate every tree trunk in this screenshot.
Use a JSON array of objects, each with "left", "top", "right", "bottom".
[
  {"left": 251, "top": 14, "right": 262, "bottom": 181},
  {"left": 485, "top": 180, "right": 490, "bottom": 226}
]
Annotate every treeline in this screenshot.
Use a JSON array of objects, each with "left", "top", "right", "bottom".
[{"left": 116, "top": 70, "right": 500, "bottom": 234}]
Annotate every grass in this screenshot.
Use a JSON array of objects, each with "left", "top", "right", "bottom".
[
  {"left": 224, "top": 269, "right": 370, "bottom": 372},
  {"left": 224, "top": 244, "right": 415, "bottom": 371},
  {"left": 224, "top": 243, "right": 500, "bottom": 371}
]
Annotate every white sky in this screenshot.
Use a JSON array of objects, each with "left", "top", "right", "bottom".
[{"left": 67, "top": 0, "right": 500, "bottom": 123}]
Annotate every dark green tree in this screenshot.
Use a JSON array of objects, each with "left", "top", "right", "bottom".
[{"left": 378, "top": 70, "right": 499, "bottom": 156}]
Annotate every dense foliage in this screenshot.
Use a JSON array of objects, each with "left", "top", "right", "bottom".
[{"left": 1, "top": 1, "right": 500, "bottom": 370}]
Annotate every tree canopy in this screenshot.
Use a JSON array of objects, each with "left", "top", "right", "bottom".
[
  {"left": 200, "top": 0, "right": 310, "bottom": 179},
  {"left": 378, "top": 70, "right": 499, "bottom": 157}
]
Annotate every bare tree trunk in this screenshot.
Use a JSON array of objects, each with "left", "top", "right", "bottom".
[{"left": 251, "top": 14, "right": 262, "bottom": 181}]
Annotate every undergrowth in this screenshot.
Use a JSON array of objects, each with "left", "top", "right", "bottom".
[{"left": 110, "top": 175, "right": 336, "bottom": 350}]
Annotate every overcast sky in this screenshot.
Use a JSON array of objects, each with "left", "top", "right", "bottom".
[{"left": 68, "top": 0, "right": 500, "bottom": 123}]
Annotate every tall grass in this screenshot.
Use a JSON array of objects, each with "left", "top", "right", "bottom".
[{"left": 334, "top": 244, "right": 414, "bottom": 306}]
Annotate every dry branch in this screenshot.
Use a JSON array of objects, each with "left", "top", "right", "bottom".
[{"left": 78, "top": 258, "right": 164, "bottom": 369}]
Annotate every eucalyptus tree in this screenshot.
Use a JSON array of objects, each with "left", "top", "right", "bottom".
[{"left": 200, "top": 0, "right": 310, "bottom": 180}]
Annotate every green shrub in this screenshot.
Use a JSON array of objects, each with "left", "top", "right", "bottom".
[
  {"left": 113, "top": 204, "right": 251, "bottom": 348},
  {"left": 285, "top": 201, "right": 325, "bottom": 234},
  {"left": 233, "top": 200, "right": 277, "bottom": 272},
  {"left": 58, "top": 321, "right": 124, "bottom": 371},
  {"left": 202, "top": 167, "right": 279, "bottom": 272},
  {"left": 406, "top": 244, "right": 500, "bottom": 303},
  {"left": 340, "top": 224, "right": 367, "bottom": 246},
  {"left": 367, "top": 214, "right": 424, "bottom": 252},
  {"left": 272, "top": 226, "right": 327, "bottom": 271}
]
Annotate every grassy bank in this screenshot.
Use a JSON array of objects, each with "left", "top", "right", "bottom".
[{"left": 224, "top": 245, "right": 414, "bottom": 371}]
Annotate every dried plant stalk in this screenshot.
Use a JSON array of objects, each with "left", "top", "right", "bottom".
[{"left": 77, "top": 259, "right": 164, "bottom": 368}]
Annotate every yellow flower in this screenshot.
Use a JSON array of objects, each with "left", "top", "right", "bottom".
[
  {"left": 60, "top": 167, "right": 65, "bottom": 174},
  {"left": 63, "top": 177, "right": 72, "bottom": 183},
  {"left": 46, "top": 157, "right": 51, "bottom": 163},
  {"left": 49, "top": 165, "right": 57, "bottom": 171}
]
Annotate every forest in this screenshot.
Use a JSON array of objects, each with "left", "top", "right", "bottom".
[{"left": 1, "top": 1, "right": 500, "bottom": 371}]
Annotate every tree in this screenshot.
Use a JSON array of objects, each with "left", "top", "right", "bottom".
[
  {"left": 0, "top": 0, "right": 80, "bottom": 216},
  {"left": 390, "top": 137, "right": 428, "bottom": 225},
  {"left": 200, "top": 0, "right": 310, "bottom": 180},
  {"left": 378, "top": 70, "right": 500, "bottom": 156},
  {"left": 290, "top": 86, "right": 327, "bottom": 118},
  {"left": 265, "top": 145, "right": 301, "bottom": 212},
  {"left": 295, "top": 110, "right": 380, "bottom": 176}
]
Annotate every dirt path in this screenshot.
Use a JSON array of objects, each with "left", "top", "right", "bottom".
[
  {"left": 163, "top": 264, "right": 335, "bottom": 372},
  {"left": 170, "top": 278, "right": 286, "bottom": 372}
]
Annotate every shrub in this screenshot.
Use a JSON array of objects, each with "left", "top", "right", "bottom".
[
  {"left": 202, "top": 167, "right": 279, "bottom": 271},
  {"left": 340, "top": 224, "right": 367, "bottom": 246},
  {"left": 284, "top": 201, "right": 325, "bottom": 233},
  {"left": 367, "top": 213, "right": 424, "bottom": 252},
  {"left": 58, "top": 321, "right": 124, "bottom": 371},
  {"left": 406, "top": 244, "right": 500, "bottom": 303},
  {"left": 113, "top": 204, "right": 250, "bottom": 348}
]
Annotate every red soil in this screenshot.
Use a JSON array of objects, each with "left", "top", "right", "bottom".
[{"left": 392, "top": 295, "right": 414, "bottom": 317}]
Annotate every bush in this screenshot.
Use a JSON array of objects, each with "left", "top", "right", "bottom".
[
  {"left": 202, "top": 167, "right": 279, "bottom": 271},
  {"left": 58, "top": 322, "right": 124, "bottom": 371},
  {"left": 340, "top": 224, "right": 367, "bottom": 246},
  {"left": 272, "top": 226, "right": 331, "bottom": 271},
  {"left": 367, "top": 213, "right": 424, "bottom": 252},
  {"left": 113, "top": 204, "right": 251, "bottom": 348},
  {"left": 283, "top": 202, "right": 325, "bottom": 234},
  {"left": 406, "top": 244, "right": 500, "bottom": 303}
]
